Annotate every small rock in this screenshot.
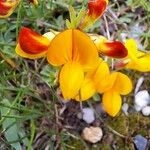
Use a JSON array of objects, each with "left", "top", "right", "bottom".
[
  {"left": 82, "top": 108, "right": 95, "bottom": 124},
  {"left": 134, "top": 104, "right": 142, "bottom": 112},
  {"left": 122, "top": 103, "right": 129, "bottom": 115},
  {"left": 134, "top": 77, "right": 144, "bottom": 94},
  {"left": 82, "top": 126, "right": 103, "bottom": 143},
  {"left": 142, "top": 106, "right": 150, "bottom": 116},
  {"left": 134, "top": 90, "right": 150, "bottom": 111},
  {"left": 77, "top": 112, "right": 83, "bottom": 119},
  {"left": 133, "top": 135, "right": 148, "bottom": 150}
]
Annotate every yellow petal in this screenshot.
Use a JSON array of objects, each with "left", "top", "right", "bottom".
[
  {"left": 59, "top": 61, "right": 84, "bottom": 100},
  {"left": 75, "top": 77, "right": 96, "bottom": 101},
  {"left": 47, "top": 30, "right": 72, "bottom": 66},
  {"left": 109, "top": 72, "right": 132, "bottom": 95},
  {"left": 92, "top": 61, "right": 111, "bottom": 93},
  {"left": 102, "top": 91, "right": 122, "bottom": 117},
  {"left": 124, "top": 39, "right": 138, "bottom": 61},
  {"left": 15, "top": 44, "right": 47, "bottom": 59},
  {"left": 126, "top": 54, "right": 150, "bottom": 72}
]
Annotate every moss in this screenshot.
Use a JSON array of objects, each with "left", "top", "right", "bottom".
[
  {"left": 91, "top": 143, "right": 111, "bottom": 150},
  {"left": 63, "top": 136, "right": 86, "bottom": 150},
  {"left": 106, "top": 113, "right": 128, "bottom": 136},
  {"left": 128, "top": 113, "right": 150, "bottom": 137}
]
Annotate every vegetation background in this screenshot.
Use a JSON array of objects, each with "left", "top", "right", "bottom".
[{"left": 0, "top": 0, "right": 150, "bottom": 149}]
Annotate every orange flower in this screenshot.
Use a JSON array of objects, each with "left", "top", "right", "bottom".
[
  {"left": 0, "top": 0, "right": 20, "bottom": 18},
  {"left": 15, "top": 27, "right": 56, "bottom": 59},
  {"left": 47, "top": 29, "right": 99, "bottom": 99},
  {"left": 91, "top": 34, "right": 128, "bottom": 58}
]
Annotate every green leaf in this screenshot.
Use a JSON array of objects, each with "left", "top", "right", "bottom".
[
  {"left": 0, "top": 99, "right": 29, "bottom": 149},
  {"left": 0, "top": 99, "right": 22, "bottom": 150}
]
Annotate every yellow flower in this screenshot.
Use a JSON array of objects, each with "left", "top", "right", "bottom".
[
  {"left": 75, "top": 59, "right": 132, "bottom": 117},
  {"left": 0, "top": 0, "right": 20, "bottom": 18},
  {"left": 123, "top": 39, "right": 150, "bottom": 72},
  {"left": 75, "top": 58, "right": 110, "bottom": 101},
  {"left": 47, "top": 29, "right": 99, "bottom": 100},
  {"left": 15, "top": 27, "right": 56, "bottom": 59},
  {"left": 102, "top": 72, "right": 132, "bottom": 117}
]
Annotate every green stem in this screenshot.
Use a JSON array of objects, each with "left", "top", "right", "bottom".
[
  {"left": 27, "top": 120, "right": 35, "bottom": 150},
  {"left": 16, "top": 0, "right": 23, "bottom": 38}
]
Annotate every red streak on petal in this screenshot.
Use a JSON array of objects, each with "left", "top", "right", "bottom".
[
  {"left": 19, "top": 27, "right": 50, "bottom": 54},
  {"left": 104, "top": 41, "right": 128, "bottom": 58},
  {"left": 0, "top": 1, "right": 12, "bottom": 15},
  {"left": 88, "top": 0, "right": 107, "bottom": 19}
]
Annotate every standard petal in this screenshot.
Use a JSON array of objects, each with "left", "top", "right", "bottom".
[
  {"left": 109, "top": 72, "right": 132, "bottom": 95},
  {"left": 47, "top": 30, "right": 72, "bottom": 66},
  {"left": 102, "top": 91, "right": 122, "bottom": 117},
  {"left": 18, "top": 27, "right": 50, "bottom": 54},
  {"left": 72, "top": 29, "right": 99, "bottom": 71},
  {"left": 59, "top": 61, "right": 84, "bottom": 100},
  {"left": 47, "top": 29, "right": 99, "bottom": 69},
  {"left": 15, "top": 44, "right": 47, "bottom": 59},
  {"left": 75, "top": 77, "right": 96, "bottom": 101}
]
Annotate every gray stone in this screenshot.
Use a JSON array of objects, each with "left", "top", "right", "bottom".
[{"left": 134, "top": 135, "right": 148, "bottom": 150}]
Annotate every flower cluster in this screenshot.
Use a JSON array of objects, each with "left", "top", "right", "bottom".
[{"left": 3, "top": 0, "right": 150, "bottom": 117}]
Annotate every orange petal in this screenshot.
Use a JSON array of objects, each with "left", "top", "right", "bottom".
[
  {"left": 47, "top": 29, "right": 99, "bottom": 69},
  {"left": 75, "top": 77, "right": 96, "bottom": 101},
  {"left": 0, "top": 0, "right": 19, "bottom": 18},
  {"left": 72, "top": 29, "right": 99, "bottom": 71},
  {"left": 59, "top": 61, "right": 84, "bottom": 100},
  {"left": 102, "top": 91, "right": 122, "bottom": 117},
  {"left": 109, "top": 72, "right": 132, "bottom": 95},
  {"left": 47, "top": 30, "right": 72, "bottom": 66},
  {"left": 88, "top": 0, "right": 108, "bottom": 19},
  {"left": 18, "top": 27, "right": 50, "bottom": 54}
]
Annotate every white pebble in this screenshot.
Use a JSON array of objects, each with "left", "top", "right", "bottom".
[
  {"left": 134, "top": 104, "right": 142, "bottom": 112},
  {"left": 142, "top": 106, "right": 150, "bottom": 116},
  {"left": 82, "top": 127, "right": 103, "bottom": 143},
  {"left": 134, "top": 90, "right": 150, "bottom": 111},
  {"left": 82, "top": 108, "right": 95, "bottom": 124},
  {"left": 122, "top": 103, "right": 129, "bottom": 115}
]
